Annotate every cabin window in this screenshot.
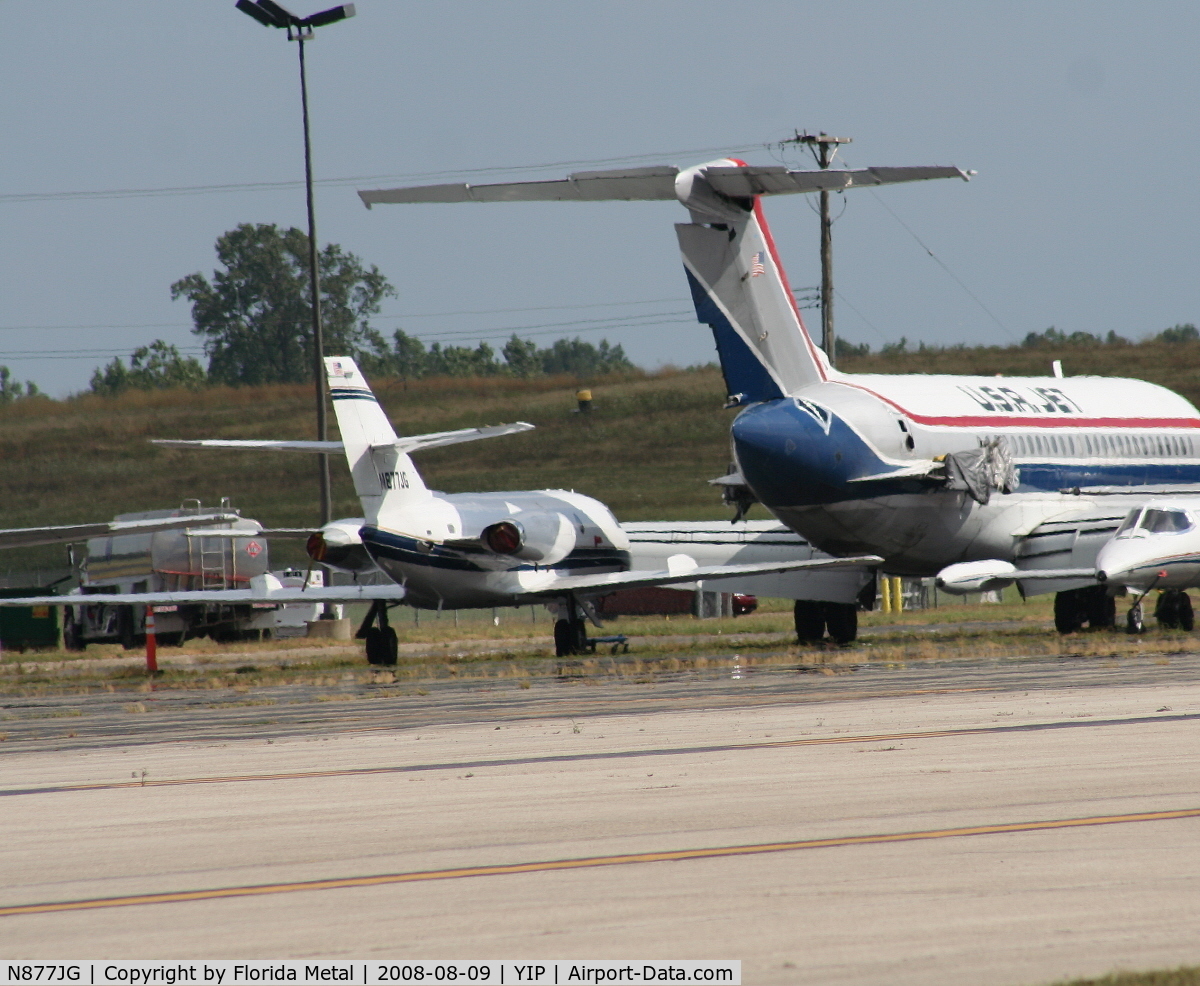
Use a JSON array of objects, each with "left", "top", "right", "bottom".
[{"left": 1140, "top": 508, "right": 1193, "bottom": 534}]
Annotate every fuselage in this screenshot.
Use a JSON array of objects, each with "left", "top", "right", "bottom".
[
  {"left": 733, "top": 372, "right": 1200, "bottom": 575},
  {"left": 360, "top": 489, "right": 630, "bottom": 609},
  {"left": 1095, "top": 500, "right": 1200, "bottom": 591}
]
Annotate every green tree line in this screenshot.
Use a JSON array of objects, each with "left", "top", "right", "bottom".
[{"left": 91, "top": 223, "right": 635, "bottom": 395}]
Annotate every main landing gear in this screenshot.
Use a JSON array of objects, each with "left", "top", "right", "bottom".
[
  {"left": 553, "top": 594, "right": 591, "bottom": 657},
  {"left": 358, "top": 600, "right": 399, "bottom": 665},
  {"left": 1154, "top": 589, "right": 1194, "bottom": 631},
  {"left": 793, "top": 600, "right": 858, "bottom": 645},
  {"left": 1053, "top": 585, "right": 1116, "bottom": 634}
]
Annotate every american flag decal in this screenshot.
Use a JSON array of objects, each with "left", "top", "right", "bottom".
[{"left": 750, "top": 251, "right": 766, "bottom": 277}]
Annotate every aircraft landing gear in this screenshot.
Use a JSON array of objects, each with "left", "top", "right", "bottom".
[
  {"left": 553, "top": 595, "right": 591, "bottom": 657},
  {"left": 1154, "top": 589, "right": 1194, "bottom": 631},
  {"left": 793, "top": 600, "right": 858, "bottom": 645},
  {"left": 358, "top": 600, "right": 399, "bottom": 665},
  {"left": 1126, "top": 601, "right": 1144, "bottom": 635},
  {"left": 1054, "top": 586, "right": 1115, "bottom": 634}
]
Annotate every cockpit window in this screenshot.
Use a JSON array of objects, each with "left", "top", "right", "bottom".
[
  {"left": 1115, "top": 509, "right": 1141, "bottom": 537},
  {"left": 1139, "top": 508, "right": 1194, "bottom": 534}
]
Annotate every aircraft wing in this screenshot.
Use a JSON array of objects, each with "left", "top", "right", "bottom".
[
  {"left": 0, "top": 513, "right": 240, "bottom": 551},
  {"left": 153, "top": 423, "right": 533, "bottom": 456},
  {"left": 0, "top": 583, "right": 404, "bottom": 607},
  {"left": 514, "top": 554, "right": 882, "bottom": 597},
  {"left": 360, "top": 165, "right": 969, "bottom": 208}
]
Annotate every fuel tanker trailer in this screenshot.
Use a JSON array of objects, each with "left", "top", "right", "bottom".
[{"left": 63, "top": 499, "right": 276, "bottom": 649}]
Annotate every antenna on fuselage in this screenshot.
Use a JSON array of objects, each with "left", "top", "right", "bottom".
[{"left": 779, "top": 131, "right": 852, "bottom": 368}]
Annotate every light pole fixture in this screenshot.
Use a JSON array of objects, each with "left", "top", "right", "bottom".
[{"left": 235, "top": 1, "right": 356, "bottom": 532}]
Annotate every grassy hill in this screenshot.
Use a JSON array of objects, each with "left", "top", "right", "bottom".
[
  {"left": 0, "top": 367, "right": 746, "bottom": 572},
  {"left": 4, "top": 332, "right": 1200, "bottom": 573}
]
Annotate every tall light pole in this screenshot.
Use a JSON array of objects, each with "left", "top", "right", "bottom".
[
  {"left": 787, "top": 131, "right": 851, "bottom": 368},
  {"left": 235, "top": 1, "right": 355, "bottom": 531}
]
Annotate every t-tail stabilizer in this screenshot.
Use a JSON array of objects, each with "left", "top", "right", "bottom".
[{"left": 358, "top": 158, "right": 970, "bottom": 405}]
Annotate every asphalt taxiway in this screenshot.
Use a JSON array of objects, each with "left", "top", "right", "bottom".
[{"left": 2, "top": 650, "right": 1199, "bottom": 985}]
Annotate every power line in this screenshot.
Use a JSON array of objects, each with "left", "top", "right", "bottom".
[
  {"left": 866, "top": 188, "right": 1016, "bottom": 341},
  {"left": 0, "top": 143, "right": 764, "bottom": 205},
  {"left": 0, "top": 297, "right": 688, "bottom": 332}
]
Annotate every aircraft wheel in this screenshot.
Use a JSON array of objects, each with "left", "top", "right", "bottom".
[
  {"left": 1126, "top": 603, "right": 1145, "bottom": 635},
  {"left": 1054, "top": 590, "right": 1085, "bottom": 634},
  {"left": 823, "top": 602, "right": 858, "bottom": 644},
  {"left": 1084, "top": 586, "right": 1116, "bottom": 630},
  {"left": 554, "top": 619, "right": 576, "bottom": 657},
  {"left": 1179, "top": 593, "right": 1194, "bottom": 632},
  {"left": 380, "top": 626, "right": 398, "bottom": 666},
  {"left": 793, "top": 600, "right": 825, "bottom": 643},
  {"left": 571, "top": 618, "right": 589, "bottom": 653},
  {"left": 364, "top": 627, "right": 385, "bottom": 665},
  {"left": 1155, "top": 591, "right": 1179, "bottom": 630}
]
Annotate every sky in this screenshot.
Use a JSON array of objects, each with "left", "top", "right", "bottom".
[{"left": 2, "top": 1, "right": 1199, "bottom": 397}]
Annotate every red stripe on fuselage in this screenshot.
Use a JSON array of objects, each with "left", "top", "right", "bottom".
[{"left": 831, "top": 380, "right": 1200, "bottom": 430}]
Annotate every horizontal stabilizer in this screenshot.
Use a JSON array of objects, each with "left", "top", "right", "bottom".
[
  {"left": 360, "top": 165, "right": 969, "bottom": 208},
  {"left": 389, "top": 421, "right": 535, "bottom": 453},
  {"left": 154, "top": 439, "right": 344, "bottom": 453},
  {"left": 360, "top": 167, "right": 681, "bottom": 206},
  {"left": 153, "top": 423, "right": 533, "bottom": 456},
  {"left": 702, "top": 165, "right": 971, "bottom": 198},
  {"left": 0, "top": 513, "right": 239, "bottom": 551},
  {"left": 515, "top": 554, "right": 882, "bottom": 597}
]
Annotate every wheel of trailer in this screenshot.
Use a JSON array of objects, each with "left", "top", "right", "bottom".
[
  {"left": 823, "top": 602, "right": 858, "bottom": 644},
  {"left": 118, "top": 607, "right": 138, "bottom": 650},
  {"left": 364, "top": 627, "right": 385, "bottom": 665},
  {"left": 63, "top": 613, "right": 85, "bottom": 652},
  {"left": 380, "top": 626, "right": 398, "bottom": 666},
  {"left": 554, "top": 619, "right": 576, "bottom": 657},
  {"left": 1126, "top": 603, "right": 1144, "bottom": 635},
  {"left": 1054, "top": 590, "right": 1085, "bottom": 634},
  {"left": 793, "top": 600, "right": 825, "bottom": 644}
]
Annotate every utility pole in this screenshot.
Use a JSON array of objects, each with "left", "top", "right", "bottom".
[{"left": 784, "top": 131, "right": 851, "bottom": 367}]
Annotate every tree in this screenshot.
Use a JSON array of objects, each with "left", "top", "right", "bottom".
[
  {"left": 90, "top": 340, "right": 206, "bottom": 396},
  {"left": 170, "top": 223, "right": 395, "bottom": 386},
  {"left": 371, "top": 331, "right": 636, "bottom": 379},
  {"left": 1157, "top": 323, "right": 1199, "bottom": 344},
  {"left": 0, "top": 366, "right": 41, "bottom": 404}
]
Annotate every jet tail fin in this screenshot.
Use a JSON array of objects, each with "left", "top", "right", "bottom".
[
  {"left": 678, "top": 201, "right": 830, "bottom": 403},
  {"left": 325, "top": 357, "right": 431, "bottom": 522}
]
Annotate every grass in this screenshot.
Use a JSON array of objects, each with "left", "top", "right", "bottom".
[
  {"left": 3, "top": 589, "right": 1197, "bottom": 699},
  {"left": 0, "top": 366, "right": 750, "bottom": 573},
  {"left": 1045, "top": 968, "right": 1200, "bottom": 986}
]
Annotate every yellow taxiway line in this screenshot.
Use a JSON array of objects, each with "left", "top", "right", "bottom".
[{"left": 4, "top": 806, "right": 1198, "bottom": 918}]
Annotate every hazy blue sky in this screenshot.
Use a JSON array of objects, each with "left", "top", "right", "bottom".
[{"left": 2, "top": 1, "right": 1198, "bottom": 396}]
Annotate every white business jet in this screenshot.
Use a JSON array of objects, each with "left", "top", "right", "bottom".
[
  {"left": 149, "top": 356, "right": 880, "bottom": 662},
  {"left": 357, "top": 155, "right": 1200, "bottom": 639}
]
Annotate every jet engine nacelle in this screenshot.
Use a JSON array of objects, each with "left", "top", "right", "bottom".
[
  {"left": 481, "top": 512, "right": 576, "bottom": 566},
  {"left": 935, "top": 559, "right": 1018, "bottom": 595},
  {"left": 305, "top": 518, "right": 377, "bottom": 574}
]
